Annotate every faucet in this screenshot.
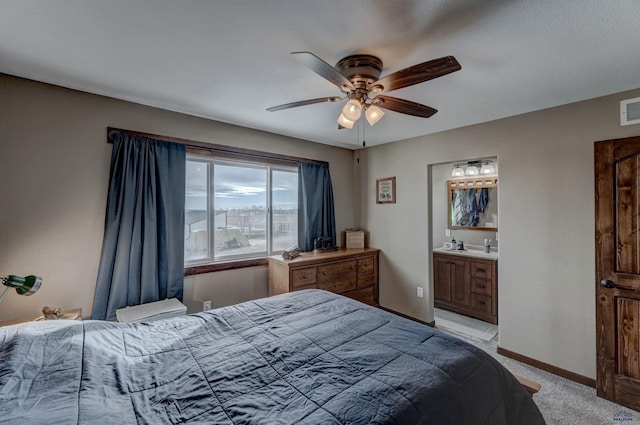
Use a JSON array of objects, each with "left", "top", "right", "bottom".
[{"left": 484, "top": 238, "right": 492, "bottom": 253}]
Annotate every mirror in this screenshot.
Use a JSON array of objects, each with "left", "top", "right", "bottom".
[{"left": 448, "top": 177, "right": 498, "bottom": 231}]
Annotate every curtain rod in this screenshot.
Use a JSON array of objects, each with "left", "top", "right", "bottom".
[{"left": 106, "top": 127, "right": 328, "bottom": 165}]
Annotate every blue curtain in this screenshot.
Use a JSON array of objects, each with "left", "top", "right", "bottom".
[
  {"left": 91, "top": 131, "right": 186, "bottom": 320},
  {"left": 297, "top": 162, "right": 336, "bottom": 252}
]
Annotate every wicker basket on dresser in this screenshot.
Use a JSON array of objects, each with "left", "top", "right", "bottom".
[{"left": 268, "top": 248, "right": 379, "bottom": 305}]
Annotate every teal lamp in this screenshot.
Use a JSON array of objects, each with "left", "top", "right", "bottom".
[{"left": 0, "top": 275, "right": 43, "bottom": 304}]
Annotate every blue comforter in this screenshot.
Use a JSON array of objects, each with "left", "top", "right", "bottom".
[{"left": 0, "top": 290, "right": 545, "bottom": 424}]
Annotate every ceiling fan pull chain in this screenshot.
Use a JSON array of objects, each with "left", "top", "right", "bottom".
[{"left": 362, "top": 118, "right": 366, "bottom": 147}]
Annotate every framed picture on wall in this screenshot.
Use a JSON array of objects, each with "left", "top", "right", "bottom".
[{"left": 376, "top": 176, "right": 396, "bottom": 204}]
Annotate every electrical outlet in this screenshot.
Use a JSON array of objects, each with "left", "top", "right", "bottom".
[
  {"left": 202, "top": 300, "right": 212, "bottom": 311},
  {"left": 417, "top": 287, "right": 424, "bottom": 298},
  {"left": 445, "top": 229, "right": 451, "bottom": 237}
]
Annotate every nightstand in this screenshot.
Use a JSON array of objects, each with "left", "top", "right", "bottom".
[{"left": 0, "top": 308, "right": 82, "bottom": 327}]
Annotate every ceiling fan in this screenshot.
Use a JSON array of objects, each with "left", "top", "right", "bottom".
[{"left": 267, "top": 51, "right": 461, "bottom": 129}]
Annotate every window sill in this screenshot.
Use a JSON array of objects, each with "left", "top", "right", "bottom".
[{"left": 184, "top": 258, "right": 269, "bottom": 276}]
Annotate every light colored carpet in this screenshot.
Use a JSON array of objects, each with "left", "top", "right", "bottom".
[
  {"left": 434, "top": 307, "right": 499, "bottom": 342},
  {"left": 439, "top": 329, "right": 637, "bottom": 424}
]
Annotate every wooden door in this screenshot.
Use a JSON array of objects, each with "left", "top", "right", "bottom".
[
  {"left": 433, "top": 254, "right": 452, "bottom": 302},
  {"left": 595, "top": 136, "right": 640, "bottom": 411}
]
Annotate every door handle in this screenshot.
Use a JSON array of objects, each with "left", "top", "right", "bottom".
[{"left": 600, "top": 279, "right": 616, "bottom": 289}]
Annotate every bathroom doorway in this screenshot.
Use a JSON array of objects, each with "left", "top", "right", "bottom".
[{"left": 429, "top": 157, "right": 499, "bottom": 343}]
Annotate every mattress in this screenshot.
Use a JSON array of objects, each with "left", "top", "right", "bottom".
[{"left": 0, "top": 289, "right": 545, "bottom": 424}]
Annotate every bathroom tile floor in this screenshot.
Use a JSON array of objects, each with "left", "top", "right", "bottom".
[{"left": 434, "top": 308, "right": 499, "bottom": 344}]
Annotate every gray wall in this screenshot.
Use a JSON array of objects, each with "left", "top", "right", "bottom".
[
  {"left": 360, "top": 86, "right": 640, "bottom": 380},
  {"left": 0, "top": 74, "right": 356, "bottom": 321}
]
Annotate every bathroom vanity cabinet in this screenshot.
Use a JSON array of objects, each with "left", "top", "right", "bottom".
[{"left": 433, "top": 252, "right": 498, "bottom": 324}]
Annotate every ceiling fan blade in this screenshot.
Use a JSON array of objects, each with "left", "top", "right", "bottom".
[
  {"left": 292, "top": 51, "right": 355, "bottom": 91},
  {"left": 374, "top": 95, "right": 438, "bottom": 118},
  {"left": 266, "top": 96, "right": 342, "bottom": 112},
  {"left": 373, "top": 56, "right": 461, "bottom": 93}
]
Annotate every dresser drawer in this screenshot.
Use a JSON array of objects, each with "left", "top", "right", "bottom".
[
  {"left": 318, "top": 260, "right": 357, "bottom": 283},
  {"left": 318, "top": 277, "right": 357, "bottom": 294},
  {"left": 470, "top": 294, "right": 493, "bottom": 314},
  {"left": 344, "top": 287, "right": 375, "bottom": 304},
  {"left": 358, "top": 256, "right": 375, "bottom": 272},
  {"left": 471, "top": 278, "right": 492, "bottom": 296},
  {"left": 358, "top": 271, "right": 375, "bottom": 288},
  {"left": 471, "top": 262, "right": 492, "bottom": 280},
  {"left": 291, "top": 267, "right": 317, "bottom": 288}
]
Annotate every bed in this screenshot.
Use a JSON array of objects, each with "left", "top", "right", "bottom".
[{"left": 0, "top": 289, "right": 545, "bottom": 424}]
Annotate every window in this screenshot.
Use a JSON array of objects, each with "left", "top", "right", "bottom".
[{"left": 185, "top": 154, "right": 298, "bottom": 264}]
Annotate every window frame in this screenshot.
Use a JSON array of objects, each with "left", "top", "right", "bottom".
[{"left": 184, "top": 150, "right": 298, "bottom": 269}]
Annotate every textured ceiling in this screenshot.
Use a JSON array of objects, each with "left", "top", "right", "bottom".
[{"left": 2, "top": 0, "right": 640, "bottom": 149}]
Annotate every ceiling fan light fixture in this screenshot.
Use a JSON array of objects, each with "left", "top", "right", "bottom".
[
  {"left": 365, "top": 105, "right": 385, "bottom": 126},
  {"left": 342, "top": 99, "right": 362, "bottom": 121},
  {"left": 337, "top": 113, "right": 355, "bottom": 129}
]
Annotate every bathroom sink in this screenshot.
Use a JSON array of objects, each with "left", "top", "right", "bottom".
[{"left": 434, "top": 245, "right": 498, "bottom": 260}]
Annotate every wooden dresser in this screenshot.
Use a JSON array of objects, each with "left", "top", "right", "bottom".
[
  {"left": 268, "top": 248, "right": 379, "bottom": 305},
  {"left": 433, "top": 252, "right": 498, "bottom": 324}
]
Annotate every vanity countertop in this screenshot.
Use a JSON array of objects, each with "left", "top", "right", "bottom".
[{"left": 433, "top": 245, "right": 499, "bottom": 261}]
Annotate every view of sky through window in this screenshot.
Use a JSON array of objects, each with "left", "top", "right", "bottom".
[{"left": 186, "top": 161, "right": 297, "bottom": 210}]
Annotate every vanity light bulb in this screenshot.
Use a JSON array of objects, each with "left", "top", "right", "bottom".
[
  {"left": 480, "top": 163, "right": 495, "bottom": 175},
  {"left": 451, "top": 165, "right": 465, "bottom": 177},
  {"left": 342, "top": 99, "right": 362, "bottom": 121},
  {"left": 465, "top": 165, "right": 480, "bottom": 176}
]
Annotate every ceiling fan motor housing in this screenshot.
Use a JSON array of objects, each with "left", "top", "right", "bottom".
[{"left": 335, "top": 55, "right": 383, "bottom": 92}]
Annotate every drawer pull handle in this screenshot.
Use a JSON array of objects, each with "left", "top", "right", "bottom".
[
  {"left": 477, "top": 283, "right": 485, "bottom": 288},
  {"left": 322, "top": 271, "right": 327, "bottom": 276},
  {"left": 476, "top": 300, "right": 486, "bottom": 305},
  {"left": 476, "top": 268, "right": 485, "bottom": 273},
  {"left": 303, "top": 274, "right": 308, "bottom": 279}
]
